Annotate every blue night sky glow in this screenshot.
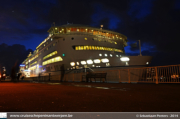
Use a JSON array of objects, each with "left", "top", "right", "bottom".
[
  {"left": 0, "top": 0, "right": 180, "bottom": 66},
  {"left": 128, "top": 0, "right": 154, "bottom": 19}
]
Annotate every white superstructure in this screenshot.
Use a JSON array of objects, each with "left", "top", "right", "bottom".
[{"left": 21, "top": 24, "right": 152, "bottom": 77}]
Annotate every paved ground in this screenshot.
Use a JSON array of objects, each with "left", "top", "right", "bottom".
[{"left": 0, "top": 81, "right": 180, "bottom": 112}]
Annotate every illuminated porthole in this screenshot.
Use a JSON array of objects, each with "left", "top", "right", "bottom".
[
  {"left": 104, "top": 54, "right": 108, "bottom": 57},
  {"left": 81, "top": 61, "right": 86, "bottom": 65},
  {"left": 85, "top": 38, "right": 87, "bottom": 40},
  {"left": 94, "top": 59, "right": 101, "bottom": 63},
  {"left": 120, "top": 57, "right": 130, "bottom": 61},
  {"left": 116, "top": 55, "right": 119, "bottom": 57},
  {"left": 99, "top": 54, "right": 102, "bottom": 56},
  {"left": 87, "top": 60, "right": 93, "bottom": 64},
  {"left": 101, "top": 58, "right": 109, "bottom": 63},
  {"left": 77, "top": 62, "right": 79, "bottom": 65},
  {"left": 110, "top": 54, "right": 113, "bottom": 57},
  {"left": 70, "top": 62, "right": 75, "bottom": 66}
]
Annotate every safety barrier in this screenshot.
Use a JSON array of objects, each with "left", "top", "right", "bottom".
[{"left": 26, "top": 65, "right": 180, "bottom": 84}]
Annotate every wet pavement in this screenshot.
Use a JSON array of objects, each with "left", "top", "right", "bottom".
[
  {"left": 43, "top": 82, "right": 130, "bottom": 91},
  {"left": 0, "top": 82, "right": 180, "bottom": 112}
]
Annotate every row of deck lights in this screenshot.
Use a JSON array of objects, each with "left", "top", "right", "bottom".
[
  {"left": 70, "top": 59, "right": 109, "bottom": 66},
  {"left": 99, "top": 54, "right": 121, "bottom": 57},
  {"left": 70, "top": 57, "right": 130, "bottom": 66},
  {"left": 58, "top": 27, "right": 123, "bottom": 39}
]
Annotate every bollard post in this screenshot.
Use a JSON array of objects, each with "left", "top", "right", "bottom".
[
  {"left": 80, "top": 72, "right": 82, "bottom": 82},
  {"left": 49, "top": 73, "right": 51, "bottom": 81},
  {"left": 60, "top": 75, "right": 61, "bottom": 82},
  {"left": 119, "top": 70, "right": 121, "bottom": 83},
  {"left": 155, "top": 67, "right": 158, "bottom": 84},
  {"left": 128, "top": 69, "right": 130, "bottom": 83},
  {"left": 38, "top": 73, "right": 40, "bottom": 82}
]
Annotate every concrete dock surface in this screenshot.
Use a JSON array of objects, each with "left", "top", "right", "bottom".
[{"left": 0, "top": 82, "right": 180, "bottom": 112}]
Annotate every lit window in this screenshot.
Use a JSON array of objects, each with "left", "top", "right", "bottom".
[
  {"left": 52, "top": 58, "right": 54, "bottom": 62},
  {"left": 42, "top": 56, "right": 63, "bottom": 66},
  {"left": 120, "top": 57, "right": 130, "bottom": 61},
  {"left": 81, "top": 61, "right": 86, "bottom": 65},
  {"left": 99, "top": 54, "right": 102, "bottom": 56},
  {"left": 87, "top": 60, "right": 93, "bottom": 64},
  {"left": 94, "top": 59, "right": 101, "bottom": 63},
  {"left": 84, "top": 46, "right": 87, "bottom": 50},
  {"left": 106, "top": 63, "right": 110, "bottom": 66},
  {"left": 77, "top": 29, "right": 79, "bottom": 31},
  {"left": 105, "top": 54, "right": 107, "bottom": 57},
  {"left": 101, "top": 58, "right": 109, "bottom": 63},
  {"left": 77, "top": 62, "right": 79, "bottom": 65},
  {"left": 115, "top": 42, "right": 117, "bottom": 44},
  {"left": 146, "top": 62, "right": 149, "bottom": 64},
  {"left": 51, "top": 38, "right": 53, "bottom": 41},
  {"left": 81, "top": 46, "right": 83, "bottom": 50},
  {"left": 85, "top": 38, "right": 87, "bottom": 40},
  {"left": 76, "top": 46, "right": 79, "bottom": 50},
  {"left": 70, "top": 62, "right": 75, "bottom": 66},
  {"left": 110, "top": 54, "right": 113, "bottom": 57},
  {"left": 95, "top": 46, "right": 97, "bottom": 50},
  {"left": 92, "top": 65, "right": 95, "bottom": 67},
  {"left": 116, "top": 55, "right": 119, "bottom": 57},
  {"left": 92, "top": 46, "right": 94, "bottom": 50},
  {"left": 126, "top": 62, "right": 129, "bottom": 65}
]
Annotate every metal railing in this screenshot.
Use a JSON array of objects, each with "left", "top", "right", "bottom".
[{"left": 25, "top": 65, "right": 180, "bottom": 84}]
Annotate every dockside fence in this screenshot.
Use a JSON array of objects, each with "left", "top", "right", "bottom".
[{"left": 24, "top": 65, "right": 180, "bottom": 84}]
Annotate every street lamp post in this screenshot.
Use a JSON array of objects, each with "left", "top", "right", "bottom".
[{"left": 138, "top": 40, "right": 142, "bottom": 56}]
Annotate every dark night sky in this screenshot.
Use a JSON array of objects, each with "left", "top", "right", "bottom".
[{"left": 0, "top": 0, "right": 180, "bottom": 66}]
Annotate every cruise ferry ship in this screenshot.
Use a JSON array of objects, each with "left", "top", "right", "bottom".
[{"left": 20, "top": 24, "right": 152, "bottom": 77}]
